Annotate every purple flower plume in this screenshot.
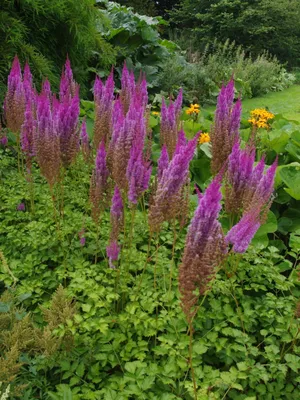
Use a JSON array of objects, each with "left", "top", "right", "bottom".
[
  {"left": 160, "top": 92, "right": 182, "bottom": 159},
  {"left": 21, "top": 102, "right": 36, "bottom": 166},
  {"left": 34, "top": 94, "right": 61, "bottom": 188},
  {"left": 80, "top": 119, "right": 90, "bottom": 162},
  {"left": 0, "top": 136, "right": 8, "bottom": 147},
  {"left": 93, "top": 71, "right": 114, "bottom": 148},
  {"left": 89, "top": 142, "right": 110, "bottom": 222},
  {"left": 106, "top": 241, "right": 120, "bottom": 269},
  {"left": 17, "top": 203, "right": 25, "bottom": 212},
  {"left": 157, "top": 144, "right": 169, "bottom": 181},
  {"left": 110, "top": 101, "right": 147, "bottom": 192},
  {"left": 179, "top": 176, "right": 227, "bottom": 321},
  {"left": 127, "top": 143, "right": 152, "bottom": 205},
  {"left": 54, "top": 91, "right": 80, "bottom": 168},
  {"left": 225, "top": 209, "right": 261, "bottom": 253},
  {"left": 4, "top": 56, "right": 26, "bottom": 133},
  {"left": 225, "top": 142, "right": 255, "bottom": 214},
  {"left": 149, "top": 135, "right": 198, "bottom": 232},
  {"left": 59, "top": 56, "right": 78, "bottom": 102},
  {"left": 211, "top": 79, "right": 241, "bottom": 175}
]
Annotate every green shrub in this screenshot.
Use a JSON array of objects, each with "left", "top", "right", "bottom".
[
  {"left": 157, "top": 40, "right": 295, "bottom": 104},
  {"left": 96, "top": 0, "right": 179, "bottom": 91},
  {"left": 0, "top": 0, "right": 116, "bottom": 101}
]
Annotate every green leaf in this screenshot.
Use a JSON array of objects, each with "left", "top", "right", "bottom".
[
  {"left": 76, "top": 362, "right": 85, "bottom": 378},
  {"left": 279, "top": 164, "right": 300, "bottom": 199},
  {"left": 267, "top": 129, "right": 290, "bottom": 153},
  {"left": 286, "top": 131, "right": 300, "bottom": 161},
  {"left": 193, "top": 342, "right": 208, "bottom": 355},
  {"left": 284, "top": 354, "right": 300, "bottom": 372},
  {"left": 289, "top": 231, "right": 300, "bottom": 252},
  {"left": 0, "top": 302, "right": 11, "bottom": 313}
]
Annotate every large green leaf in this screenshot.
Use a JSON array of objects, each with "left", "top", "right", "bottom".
[
  {"left": 286, "top": 131, "right": 300, "bottom": 161},
  {"left": 265, "top": 129, "right": 290, "bottom": 153},
  {"left": 278, "top": 207, "right": 300, "bottom": 234},
  {"left": 279, "top": 164, "right": 300, "bottom": 200}
]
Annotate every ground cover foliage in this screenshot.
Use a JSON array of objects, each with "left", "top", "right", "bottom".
[{"left": 0, "top": 59, "right": 300, "bottom": 400}]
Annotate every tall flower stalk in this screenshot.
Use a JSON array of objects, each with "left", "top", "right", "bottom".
[
  {"left": 93, "top": 72, "right": 114, "bottom": 149},
  {"left": 89, "top": 142, "right": 110, "bottom": 224},
  {"left": 211, "top": 79, "right": 242, "bottom": 175},
  {"left": 160, "top": 89, "right": 183, "bottom": 159},
  {"left": 149, "top": 134, "right": 198, "bottom": 233}
]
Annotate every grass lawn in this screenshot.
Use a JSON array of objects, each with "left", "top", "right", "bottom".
[{"left": 207, "top": 85, "right": 300, "bottom": 121}]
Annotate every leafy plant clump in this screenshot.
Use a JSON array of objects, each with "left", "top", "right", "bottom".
[
  {"left": 0, "top": 58, "right": 299, "bottom": 400},
  {"left": 157, "top": 40, "right": 295, "bottom": 104}
]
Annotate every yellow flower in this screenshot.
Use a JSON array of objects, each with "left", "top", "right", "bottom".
[
  {"left": 248, "top": 108, "right": 274, "bottom": 130},
  {"left": 186, "top": 103, "right": 201, "bottom": 116},
  {"left": 152, "top": 111, "right": 160, "bottom": 116},
  {"left": 199, "top": 132, "right": 210, "bottom": 144}
]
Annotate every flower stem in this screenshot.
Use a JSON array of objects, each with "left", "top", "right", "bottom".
[{"left": 189, "top": 323, "right": 197, "bottom": 400}]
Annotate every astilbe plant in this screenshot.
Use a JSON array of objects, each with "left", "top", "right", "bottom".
[
  {"left": 179, "top": 176, "right": 227, "bottom": 322},
  {"left": 110, "top": 100, "right": 147, "bottom": 193},
  {"left": 93, "top": 71, "right": 114, "bottom": 149},
  {"left": 160, "top": 89, "right": 183, "bottom": 159},
  {"left": 3, "top": 56, "right": 26, "bottom": 134},
  {"left": 89, "top": 142, "right": 110, "bottom": 223},
  {"left": 211, "top": 79, "right": 242, "bottom": 175},
  {"left": 33, "top": 93, "right": 61, "bottom": 189},
  {"left": 149, "top": 133, "right": 198, "bottom": 233},
  {"left": 80, "top": 119, "right": 91, "bottom": 163},
  {"left": 119, "top": 64, "right": 148, "bottom": 114},
  {"left": 225, "top": 141, "right": 278, "bottom": 217}
]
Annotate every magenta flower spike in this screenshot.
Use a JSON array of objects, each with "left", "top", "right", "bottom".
[
  {"left": 127, "top": 143, "right": 151, "bottom": 205},
  {"left": 149, "top": 135, "right": 198, "bottom": 232},
  {"left": 179, "top": 176, "right": 226, "bottom": 320},
  {"left": 211, "top": 79, "right": 241, "bottom": 175},
  {"left": 174, "top": 88, "right": 183, "bottom": 121},
  {"left": 23, "top": 62, "right": 34, "bottom": 105},
  {"left": 160, "top": 90, "right": 183, "bottom": 158},
  {"left": 225, "top": 141, "right": 255, "bottom": 213},
  {"left": 80, "top": 119, "right": 90, "bottom": 162},
  {"left": 256, "top": 157, "right": 278, "bottom": 204},
  {"left": 54, "top": 91, "right": 80, "bottom": 167},
  {"left": 93, "top": 72, "right": 115, "bottom": 148},
  {"left": 42, "top": 79, "right": 52, "bottom": 99},
  {"left": 225, "top": 209, "right": 261, "bottom": 253},
  {"left": 4, "top": 56, "right": 26, "bottom": 133},
  {"left": 21, "top": 102, "right": 36, "bottom": 159},
  {"left": 157, "top": 145, "right": 169, "bottom": 181},
  {"left": 111, "top": 101, "right": 146, "bottom": 191},
  {"left": 17, "top": 203, "right": 26, "bottom": 212},
  {"left": 95, "top": 142, "right": 109, "bottom": 184},
  {"left": 90, "top": 142, "right": 110, "bottom": 222},
  {"left": 59, "top": 56, "right": 78, "bottom": 101},
  {"left": 34, "top": 94, "right": 60, "bottom": 188},
  {"left": 111, "top": 185, "right": 123, "bottom": 218},
  {"left": 136, "top": 77, "right": 148, "bottom": 109},
  {"left": 0, "top": 136, "right": 8, "bottom": 147},
  {"left": 120, "top": 63, "right": 135, "bottom": 113}
]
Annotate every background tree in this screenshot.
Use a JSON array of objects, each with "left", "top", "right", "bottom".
[
  {"left": 170, "top": 0, "right": 300, "bottom": 67},
  {"left": 114, "top": 0, "right": 180, "bottom": 18},
  {"left": 0, "top": 0, "right": 116, "bottom": 101}
]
